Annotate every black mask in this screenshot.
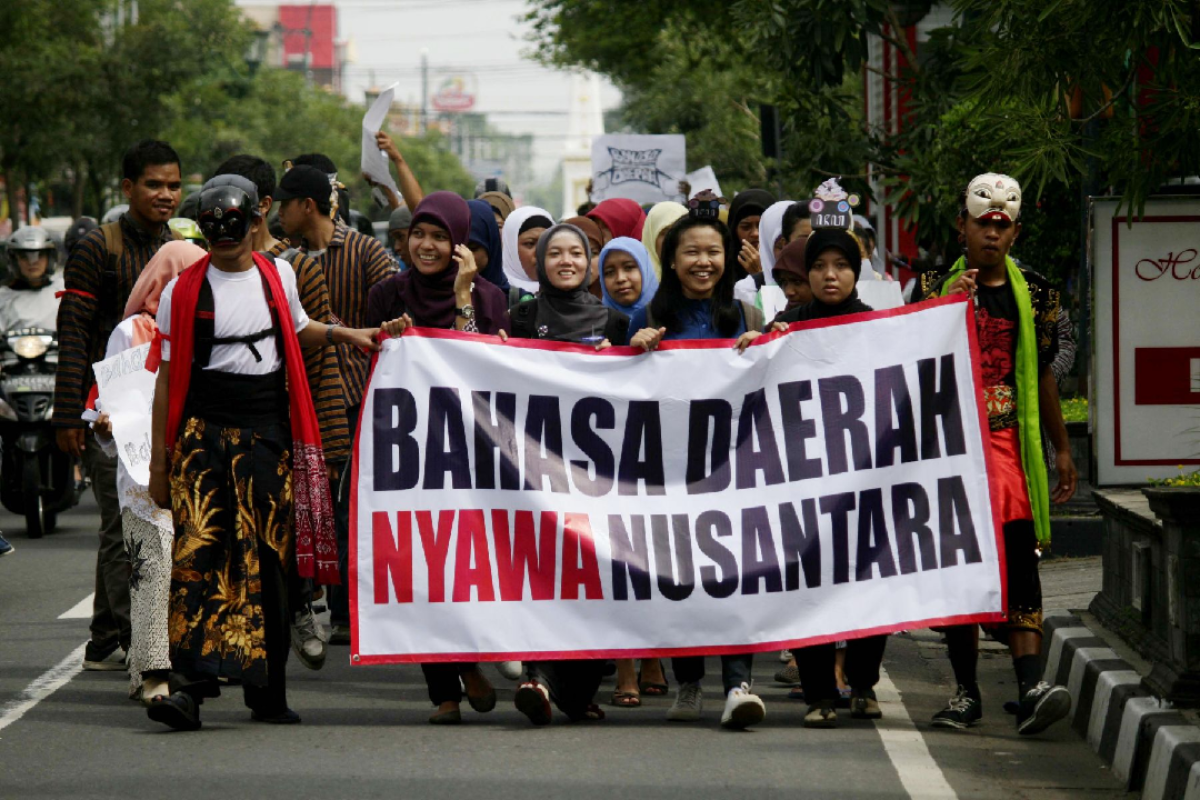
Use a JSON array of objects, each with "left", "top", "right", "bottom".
[{"left": 198, "top": 185, "right": 257, "bottom": 246}]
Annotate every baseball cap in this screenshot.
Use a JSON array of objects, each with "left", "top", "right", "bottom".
[{"left": 274, "top": 165, "right": 334, "bottom": 204}]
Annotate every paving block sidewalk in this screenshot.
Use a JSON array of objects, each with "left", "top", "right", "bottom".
[{"left": 1038, "top": 555, "right": 1200, "bottom": 800}]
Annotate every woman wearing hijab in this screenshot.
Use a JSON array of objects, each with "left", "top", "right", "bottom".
[
  {"left": 563, "top": 215, "right": 604, "bottom": 298},
  {"left": 507, "top": 223, "right": 630, "bottom": 347},
  {"left": 627, "top": 201, "right": 766, "bottom": 731},
  {"left": 91, "top": 240, "right": 207, "bottom": 705},
  {"left": 467, "top": 199, "right": 509, "bottom": 293},
  {"left": 640, "top": 200, "right": 688, "bottom": 279},
  {"left": 771, "top": 236, "right": 813, "bottom": 310},
  {"left": 500, "top": 206, "right": 553, "bottom": 301},
  {"left": 478, "top": 190, "right": 515, "bottom": 231},
  {"left": 734, "top": 199, "right": 793, "bottom": 316},
  {"left": 586, "top": 198, "right": 647, "bottom": 245},
  {"left": 598, "top": 237, "right": 658, "bottom": 322},
  {"left": 726, "top": 188, "right": 775, "bottom": 280}
]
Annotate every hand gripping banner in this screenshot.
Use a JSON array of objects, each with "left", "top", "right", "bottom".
[{"left": 351, "top": 296, "right": 1005, "bottom": 664}]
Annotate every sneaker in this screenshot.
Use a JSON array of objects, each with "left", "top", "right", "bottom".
[
  {"left": 328, "top": 624, "right": 350, "bottom": 646},
  {"left": 773, "top": 664, "right": 801, "bottom": 685},
  {"left": 0, "top": 533, "right": 14, "bottom": 557},
  {"left": 804, "top": 701, "right": 838, "bottom": 728},
  {"left": 495, "top": 661, "right": 523, "bottom": 681},
  {"left": 290, "top": 608, "right": 327, "bottom": 670},
  {"left": 850, "top": 689, "right": 882, "bottom": 719},
  {"left": 83, "top": 640, "right": 126, "bottom": 671},
  {"left": 514, "top": 680, "right": 553, "bottom": 726},
  {"left": 666, "top": 681, "right": 704, "bottom": 721},
  {"left": 931, "top": 686, "right": 982, "bottom": 729},
  {"left": 720, "top": 682, "right": 765, "bottom": 730},
  {"left": 1016, "top": 682, "right": 1071, "bottom": 735}
]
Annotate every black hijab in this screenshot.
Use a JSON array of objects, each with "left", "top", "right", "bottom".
[
  {"left": 531, "top": 223, "right": 621, "bottom": 343},
  {"left": 772, "top": 227, "right": 872, "bottom": 324}
]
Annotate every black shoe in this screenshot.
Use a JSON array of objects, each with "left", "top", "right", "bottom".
[
  {"left": 514, "top": 681, "right": 553, "bottom": 726},
  {"left": 1016, "top": 682, "right": 1071, "bottom": 735},
  {"left": 0, "top": 533, "right": 14, "bottom": 557},
  {"left": 147, "top": 691, "right": 202, "bottom": 731},
  {"left": 83, "top": 640, "right": 125, "bottom": 671},
  {"left": 250, "top": 707, "right": 302, "bottom": 725},
  {"left": 931, "top": 686, "right": 982, "bottom": 729}
]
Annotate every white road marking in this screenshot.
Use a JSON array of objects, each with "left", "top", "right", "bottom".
[
  {"left": 57, "top": 593, "right": 94, "bottom": 620},
  {"left": 0, "top": 642, "right": 86, "bottom": 734},
  {"left": 874, "top": 665, "right": 959, "bottom": 800}
]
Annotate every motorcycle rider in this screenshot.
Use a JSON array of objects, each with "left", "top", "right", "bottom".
[{"left": 0, "top": 226, "right": 64, "bottom": 332}]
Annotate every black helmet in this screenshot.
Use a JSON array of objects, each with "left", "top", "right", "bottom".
[
  {"left": 64, "top": 216, "right": 99, "bottom": 255},
  {"left": 197, "top": 175, "right": 260, "bottom": 247}
]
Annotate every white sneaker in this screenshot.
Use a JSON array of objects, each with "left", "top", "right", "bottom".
[
  {"left": 720, "top": 682, "right": 765, "bottom": 730},
  {"left": 496, "top": 661, "right": 523, "bottom": 681},
  {"left": 666, "top": 681, "right": 703, "bottom": 721},
  {"left": 290, "top": 608, "right": 327, "bottom": 670}
]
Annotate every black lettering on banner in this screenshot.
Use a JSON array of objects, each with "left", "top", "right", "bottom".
[
  {"left": 695, "top": 510, "right": 738, "bottom": 598},
  {"left": 423, "top": 387, "right": 471, "bottom": 490},
  {"left": 608, "top": 514, "right": 652, "bottom": 601},
  {"left": 570, "top": 397, "right": 616, "bottom": 497},
  {"left": 618, "top": 401, "right": 666, "bottom": 495},
  {"left": 735, "top": 389, "right": 786, "bottom": 489},
  {"left": 373, "top": 388, "right": 419, "bottom": 491},
  {"left": 780, "top": 499, "right": 822, "bottom": 590},
  {"left": 524, "top": 395, "right": 569, "bottom": 493},
  {"left": 918, "top": 355, "right": 967, "bottom": 460},
  {"left": 874, "top": 365, "right": 918, "bottom": 468},
  {"left": 820, "top": 492, "right": 856, "bottom": 585},
  {"left": 777, "top": 380, "right": 823, "bottom": 481},
  {"left": 938, "top": 475, "right": 982, "bottom": 567},
  {"left": 818, "top": 376, "right": 873, "bottom": 475},
  {"left": 651, "top": 513, "right": 695, "bottom": 601},
  {"left": 892, "top": 482, "right": 938, "bottom": 573},
  {"left": 472, "top": 391, "right": 520, "bottom": 491},
  {"left": 741, "top": 506, "right": 783, "bottom": 594},
  {"left": 856, "top": 488, "right": 898, "bottom": 581},
  {"left": 686, "top": 399, "right": 733, "bottom": 494}
]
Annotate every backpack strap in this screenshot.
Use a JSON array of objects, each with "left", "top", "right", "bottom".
[
  {"left": 192, "top": 263, "right": 283, "bottom": 369},
  {"left": 509, "top": 299, "right": 537, "bottom": 339}
]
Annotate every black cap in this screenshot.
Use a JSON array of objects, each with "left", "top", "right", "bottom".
[{"left": 274, "top": 165, "right": 334, "bottom": 204}]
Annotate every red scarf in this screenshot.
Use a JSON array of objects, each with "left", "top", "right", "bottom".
[{"left": 161, "top": 252, "right": 339, "bottom": 584}]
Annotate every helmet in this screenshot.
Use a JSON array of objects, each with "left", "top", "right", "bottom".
[
  {"left": 101, "top": 204, "right": 129, "bottom": 224},
  {"left": 177, "top": 191, "right": 201, "bottom": 221},
  {"left": 197, "top": 175, "right": 260, "bottom": 247},
  {"left": 64, "top": 216, "right": 99, "bottom": 255},
  {"left": 5, "top": 226, "right": 59, "bottom": 283},
  {"left": 168, "top": 217, "right": 206, "bottom": 246}
]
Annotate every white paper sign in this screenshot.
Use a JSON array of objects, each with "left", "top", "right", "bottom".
[
  {"left": 686, "top": 166, "right": 722, "bottom": 200},
  {"left": 362, "top": 83, "right": 401, "bottom": 198},
  {"left": 351, "top": 297, "right": 1003, "bottom": 664},
  {"left": 591, "top": 134, "right": 686, "bottom": 205},
  {"left": 92, "top": 344, "right": 156, "bottom": 485}
]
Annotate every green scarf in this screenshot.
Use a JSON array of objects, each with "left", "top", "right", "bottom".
[{"left": 942, "top": 256, "right": 1050, "bottom": 546}]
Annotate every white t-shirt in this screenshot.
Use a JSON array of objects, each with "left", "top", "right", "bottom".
[
  {"left": 0, "top": 273, "right": 64, "bottom": 332},
  {"left": 157, "top": 259, "right": 309, "bottom": 374}
]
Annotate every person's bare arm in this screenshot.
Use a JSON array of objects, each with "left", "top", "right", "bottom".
[
  {"left": 1039, "top": 367, "right": 1077, "bottom": 504},
  {"left": 376, "top": 131, "right": 424, "bottom": 210}
]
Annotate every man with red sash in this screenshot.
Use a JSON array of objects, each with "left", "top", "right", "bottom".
[{"left": 144, "top": 175, "right": 400, "bottom": 731}]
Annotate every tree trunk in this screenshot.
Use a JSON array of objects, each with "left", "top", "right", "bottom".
[
  {"left": 72, "top": 162, "right": 86, "bottom": 219},
  {"left": 4, "top": 170, "right": 20, "bottom": 232}
]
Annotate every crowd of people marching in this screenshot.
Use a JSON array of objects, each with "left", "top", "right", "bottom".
[{"left": 0, "top": 133, "right": 1078, "bottom": 736}]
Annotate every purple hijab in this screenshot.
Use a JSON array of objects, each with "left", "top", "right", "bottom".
[{"left": 366, "top": 191, "right": 508, "bottom": 333}]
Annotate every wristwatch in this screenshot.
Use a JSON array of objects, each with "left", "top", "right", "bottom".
[
  {"left": 326, "top": 324, "right": 338, "bottom": 344},
  {"left": 455, "top": 304, "right": 475, "bottom": 320}
]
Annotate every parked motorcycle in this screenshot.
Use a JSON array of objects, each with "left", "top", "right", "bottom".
[{"left": 0, "top": 327, "right": 82, "bottom": 537}]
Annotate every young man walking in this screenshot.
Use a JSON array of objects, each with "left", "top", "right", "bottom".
[{"left": 922, "top": 173, "right": 1079, "bottom": 735}]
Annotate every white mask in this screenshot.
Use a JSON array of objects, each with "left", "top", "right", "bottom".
[{"left": 966, "top": 173, "right": 1021, "bottom": 222}]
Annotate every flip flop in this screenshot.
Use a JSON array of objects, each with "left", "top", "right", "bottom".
[{"left": 611, "top": 690, "right": 642, "bottom": 708}]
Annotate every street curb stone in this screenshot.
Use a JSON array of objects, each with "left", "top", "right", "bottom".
[{"left": 1040, "top": 610, "right": 1199, "bottom": 799}]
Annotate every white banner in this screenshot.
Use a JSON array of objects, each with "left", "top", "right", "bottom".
[
  {"left": 591, "top": 134, "right": 686, "bottom": 205},
  {"left": 351, "top": 297, "right": 1004, "bottom": 664},
  {"left": 92, "top": 343, "right": 156, "bottom": 485}
]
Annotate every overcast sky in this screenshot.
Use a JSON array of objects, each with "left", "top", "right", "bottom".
[{"left": 263, "top": 0, "right": 624, "bottom": 182}]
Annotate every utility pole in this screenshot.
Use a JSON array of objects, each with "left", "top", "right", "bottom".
[{"left": 420, "top": 49, "right": 429, "bottom": 134}]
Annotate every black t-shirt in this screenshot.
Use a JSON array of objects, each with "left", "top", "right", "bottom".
[{"left": 974, "top": 283, "right": 1020, "bottom": 430}]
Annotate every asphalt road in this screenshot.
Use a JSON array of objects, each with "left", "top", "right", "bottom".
[{"left": 0, "top": 496, "right": 1123, "bottom": 800}]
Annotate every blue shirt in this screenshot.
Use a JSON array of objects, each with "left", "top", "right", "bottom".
[{"left": 632, "top": 298, "right": 746, "bottom": 341}]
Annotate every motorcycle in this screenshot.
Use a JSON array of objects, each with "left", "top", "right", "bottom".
[{"left": 0, "top": 327, "right": 82, "bottom": 537}]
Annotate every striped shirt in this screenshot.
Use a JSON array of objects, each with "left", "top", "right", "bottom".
[
  {"left": 306, "top": 223, "right": 395, "bottom": 409},
  {"left": 54, "top": 214, "right": 174, "bottom": 428},
  {"left": 268, "top": 242, "right": 351, "bottom": 462}
]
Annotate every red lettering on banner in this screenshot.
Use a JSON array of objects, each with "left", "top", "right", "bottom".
[
  {"left": 373, "top": 511, "right": 413, "bottom": 604},
  {"left": 561, "top": 513, "right": 604, "bottom": 600},
  {"left": 416, "top": 510, "right": 455, "bottom": 602},
  {"left": 1134, "top": 249, "right": 1200, "bottom": 281},
  {"left": 491, "top": 510, "right": 558, "bottom": 601},
  {"left": 452, "top": 510, "right": 496, "bottom": 602}
]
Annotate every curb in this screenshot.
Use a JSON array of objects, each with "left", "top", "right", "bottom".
[{"left": 1041, "top": 611, "right": 1199, "bottom": 799}]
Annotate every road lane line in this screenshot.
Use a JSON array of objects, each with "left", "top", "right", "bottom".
[
  {"left": 57, "top": 593, "right": 94, "bottom": 620},
  {"left": 0, "top": 643, "right": 87, "bottom": 735},
  {"left": 874, "top": 665, "right": 959, "bottom": 800}
]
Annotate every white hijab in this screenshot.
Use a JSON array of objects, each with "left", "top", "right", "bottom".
[
  {"left": 501, "top": 205, "right": 551, "bottom": 295},
  {"left": 733, "top": 200, "right": 794, "bottom": 314}
]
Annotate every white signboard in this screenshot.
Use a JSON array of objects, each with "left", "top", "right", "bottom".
[
  {"left": 1092, "top": 197, "right": 1200, "bottom": 485},
  {"left": 351, "top": 297, "right": 1003, "bottom": 664},
  {"left": 591, "top": 134, "right": 686, "bottom": 205},
  {"left": 92, "top": 343, "right": 156, "bottom": 486}
]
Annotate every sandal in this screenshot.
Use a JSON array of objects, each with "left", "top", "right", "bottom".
[
  {"left": 146, "top": 691, "right": 201, "bottom": 731},
  {"left": 569, "top": 703, "right": 606, "bottom": 722},
  {"left": 610, "top": 690, "right": 642, "bottom": 708},
  {"left": 638, "top": 662, "right": 669, "bottom": 696}
]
